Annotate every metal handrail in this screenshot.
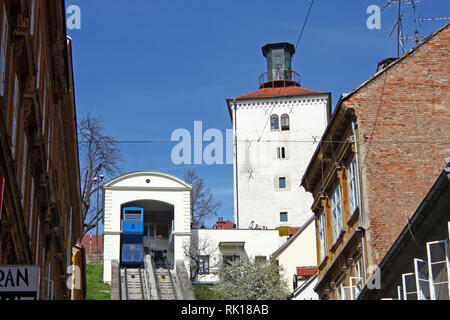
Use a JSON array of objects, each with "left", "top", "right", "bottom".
[
  {"left": 176, "top": 261, "right": 188, "bottom": 300},
  {"left": 143, "top": 253, "right": 152, "bottom": 299},
  {"left": 123, "top": 268, "right": 129, "bottom": 300},
  {"left": 117, "top": 263, "right": 122, "bottom": 300},
  {"left": 163, "top": 257, "right": 179, "bottom": 300},
  {"left": 138, "top": 267, "right": 145, "bottom": 300},
  {"left": 258, "top": 70, "right": 301, "bottom": 88}
]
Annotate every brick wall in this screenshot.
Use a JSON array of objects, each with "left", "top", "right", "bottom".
[
  {"left": 347, "top": 24, "right": 450, "bottom": 266},
  {"left": 81, "top": 234, "right": 103, "bottom": 256}
]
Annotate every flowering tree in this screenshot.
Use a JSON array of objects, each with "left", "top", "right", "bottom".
[{"left": 215, "top": 257, "right": 290, "bottom": 300}]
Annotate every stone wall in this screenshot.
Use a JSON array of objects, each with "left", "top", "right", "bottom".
[{"left": 86, "top": 254, "right": 103, "bottom": 265}]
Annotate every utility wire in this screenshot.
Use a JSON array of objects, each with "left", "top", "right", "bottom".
[
  {"left": 294, "top": 0, "right": 315, "bottom": 52},
  {"left": 74, "top": 139, "right": 450, "bottom": 144}
]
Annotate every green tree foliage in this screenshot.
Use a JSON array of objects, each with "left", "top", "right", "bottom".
[{"left": 215, "top": 258, "right": 290, "bottom": 300}]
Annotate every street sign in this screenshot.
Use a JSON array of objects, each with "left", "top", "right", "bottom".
[
  {"left": 0, "top": 265, "right": 40, "bottom": 300},
  {"left": 0, "top": 176, "right": 4, "bottom": 220}
]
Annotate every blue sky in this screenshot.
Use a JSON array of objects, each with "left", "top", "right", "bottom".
[{"left": 67, "top": 0, "right": 449, "bottom": 228}]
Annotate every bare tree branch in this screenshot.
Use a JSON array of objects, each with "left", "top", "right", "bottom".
[
  {"left": 78, "top": 113, "right": 123, "bottom": 239},
  {"left": 184, "top": 169, "right": 221, "bottom": 228}
]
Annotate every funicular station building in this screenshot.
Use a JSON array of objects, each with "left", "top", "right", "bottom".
[{"left": 102, "top": 171, "right": 192, "bottom": 286}]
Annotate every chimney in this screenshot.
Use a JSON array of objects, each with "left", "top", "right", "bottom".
[{"left": 376, "top": 57, "right": 397, "bottom": 73}]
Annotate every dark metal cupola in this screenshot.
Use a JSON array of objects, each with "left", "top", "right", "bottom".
[{"left": 259, "top": 42, "right": 301, "bottom": 89}]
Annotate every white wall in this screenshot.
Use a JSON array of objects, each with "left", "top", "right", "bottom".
[
  {"left": 273, "top": 218, "right": 317, "bottom": 286},
  {"left": 232, "top": 94, "right": 329, "bottom": 229},
  {"left": 192, "top": 228, "right": 287, "bottom": 284}
]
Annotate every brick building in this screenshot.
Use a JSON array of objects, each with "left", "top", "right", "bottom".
[
  {"left": 301, "top": 23, "right": 450, "bottom": 300},
  {"left": 0, "top": 1, "right": 83, "bottom": 299},
  {"left": 358, "top": 156, "right": 450, "bottom": 300},
  {"left": 81, "top": 234, "right": 103, "bottom": 255}
]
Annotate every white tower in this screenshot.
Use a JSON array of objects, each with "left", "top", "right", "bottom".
[{"left": 227, "top": 42, "right": 330, "bottom": 230}]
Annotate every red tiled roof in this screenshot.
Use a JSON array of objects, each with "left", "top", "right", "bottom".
[
  {"left": 296, "top": 266, "right": 318, "bottom": 277},
  {"left": 234, "top": 86, "right": 323, "bottom": 100},
  {"left": 289, "top": 227, "right": 300, "bottom": 236},
  {"left": 213, "top": 219, "right": 235, "bottom": 229}
]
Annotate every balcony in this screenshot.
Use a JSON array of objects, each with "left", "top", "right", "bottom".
[{"left": 258, "top": 69, "right": 301, "bottom": 89}]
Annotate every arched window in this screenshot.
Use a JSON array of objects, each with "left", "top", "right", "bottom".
[
  {"left": 281, "top": 114, "right": 290, "bottom": 131},
  {"left": 270, "top": 114, "right": 279, "bottom": 130}
]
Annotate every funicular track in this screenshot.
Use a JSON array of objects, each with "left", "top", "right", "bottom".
[
  {"left": 120, "top": 267, "right": 148, "bottom": 300},
  {"left": 151, "top": 254, "right": 179, "bottom": 300}
]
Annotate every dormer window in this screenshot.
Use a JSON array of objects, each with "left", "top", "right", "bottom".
[{"left": 281, "top": 114, "right": 290, "bottom": 131}]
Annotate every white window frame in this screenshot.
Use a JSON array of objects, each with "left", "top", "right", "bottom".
[
  {"left": 35, "top": 218, "right": 40, "bottom": 263},
  {"left": 11, "top": 74, "right": 20, "bottom": 157},
  {"left": 46, "top": 112, "right": 51, "bottom": 172},
  {"left": 21, "top": 135, "right": 28, "bottom": 206},
  {"left": 36, "top": 30, "right": 42, "bottom": 88},
  {"left": 0, "top": 5, "right": 8, "bottom": 96},
  {"left": 42, "top": 76, "right": 47, "bottom": 135},
  {"left": 30, "top": 0, "right": 36, "bottom": 36},
  {"left": 319, "top": 212, "right": 326, "bottom": 261},
  {"left": 198, "top": 255, "right": 210, "bottom": 274},
  {"left": 337, "top": 281, "right": 348, "bottom": 300},
  {"left": 331, "top": 184, "right": 343, "bottom": 242},
  {"left": 402, "top": 272, "right": 418, "bottom": 300},
  {"left": 351, "top": 260, "right": 363, "bottom": 298},
  {"left": 397, "top": 285, "right": 403, "bottom": 300},
  {"left": 277, "top": 147, "right": 286, "bottom": 159},
  {"left": 414, "top": 258, "right": 431, "bottom": 300},
  {"left": 28, "top": 177, "right": 35, "bottom": 238},
  {"left": 348, "top": 158, "right": 359, "bottom": 214},
  {"left": 426, "top": 240, "right": 450, "bottom": 300}
]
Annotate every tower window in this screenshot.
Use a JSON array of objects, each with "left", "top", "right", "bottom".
[
  {"left": 271, "top": 114, "right": 279, "bottom": 130},
  {"left": 281, "top": 114, "right": 290, "bottom": 131},
  {"left": 277, "top": 147, "right": 286, "bottom": 159},
  {"left": 280, "top": 212, "right": 288, "bottom": 222},
  {"left": 279, "top": 177, "right": 286, "bottom": 189}
]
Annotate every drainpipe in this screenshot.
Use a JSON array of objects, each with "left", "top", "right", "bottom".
[{"left": 351, "top": 119, "right": 367, "bottom": 285}]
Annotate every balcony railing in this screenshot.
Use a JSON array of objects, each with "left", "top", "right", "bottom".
[{"left": 258, "top": 69, "right": 301, "bottom": 89}]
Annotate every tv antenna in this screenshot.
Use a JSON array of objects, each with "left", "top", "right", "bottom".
[
  {"left": 383, "top": 0, "right": 449, "bottom": 56},
  {"left": 383, "top": 0, "right": 422, "bottom": 57}
]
